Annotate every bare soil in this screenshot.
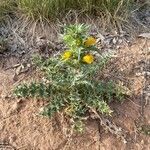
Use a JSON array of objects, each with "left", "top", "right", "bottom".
[{"left": 0, "top": 39, "right": 149, "bottom": 150}]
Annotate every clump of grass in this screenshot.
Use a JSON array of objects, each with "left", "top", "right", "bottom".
[
  {"left": 0, "top": 0, "right": 136, "bottom": 29},
  {"left": 14, "top": 24, "right": 128, "bottom": 132},
  {"left": 17, "top": 0, "right": 134, "bottom": 24}
]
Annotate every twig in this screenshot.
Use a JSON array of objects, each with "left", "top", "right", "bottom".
[{"left": 88, "top": 107, "right": 127, "bottom": 143}]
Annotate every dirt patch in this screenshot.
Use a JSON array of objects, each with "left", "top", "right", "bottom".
[{"left": 0, "top": 39, "right": 150, "bottom": 150}]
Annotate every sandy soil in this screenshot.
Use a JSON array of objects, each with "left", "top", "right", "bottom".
[{"left": 0, "top": 39, "right": 149, "bottom": 150}]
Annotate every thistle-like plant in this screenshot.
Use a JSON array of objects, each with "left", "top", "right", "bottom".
[{"left": 14, "top": 24, "right": 127, "bottom": 132}]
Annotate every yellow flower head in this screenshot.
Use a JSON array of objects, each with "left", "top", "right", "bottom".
[
  {"left": 84, "top": 37, "right": 96, "bottom": 47},
  {"left": 62, "top": 50, "right": 72, "bottom": 60},
  {"left": 82, "top": 54, "right": 94, "bottom": 64}
]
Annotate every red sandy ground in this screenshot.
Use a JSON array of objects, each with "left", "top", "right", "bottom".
[{"left": 0, "top": 39, "right": 149, "bottom": 150}]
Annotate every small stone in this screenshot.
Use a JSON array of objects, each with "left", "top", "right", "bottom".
[
  {"left": 27, "top": 63, "right": 31, "bottom": 68},
  {"left": 39, "top": 107, "right": 45, "bottom": 114},
  {"left": 15, "top": 65, "right": 22, "bottom": 75},
  {"left": 123, "top": 139, "right": 127, "bottom": 144},
  {"left": 141, "top": 140, "right": 144, "bottom": 144},
  {"left": 116, "top": 45, "right": 120, "bottom": 49},
  {"left": 112, "top": 38, "right": 117, "bottom": 44}
]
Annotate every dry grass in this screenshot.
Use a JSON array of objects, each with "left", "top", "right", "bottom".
[
  {"left": 17, "top": 0, "right": 134, "bottom": 23},
  {"left": 0, "top": 0, "right": 135, "bottom": 25},
  {"left": 0, "top": 0, "right": 15, "bottom": 21},
  {"left": 0, "top": 0, "right": 149, "bottom": 41}
]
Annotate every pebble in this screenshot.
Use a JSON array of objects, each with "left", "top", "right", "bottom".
[
  {"left": 39, "top": 107, "right": 45, "bottom": 113},
  {"left": 112, "top": 38, "right": 117, "bottom": 44}
]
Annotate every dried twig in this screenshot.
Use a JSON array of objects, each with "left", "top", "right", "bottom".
[{"left": 89, "top": 107, "right": 127, "bottom": 143}]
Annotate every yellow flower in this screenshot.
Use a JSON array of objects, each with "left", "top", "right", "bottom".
[
  {"left": 84, "top": 37, "right": 96, "bottom": 47},
  {"left": 62, "top": 50, "right": 72, "bottom": 60},
  {"left": 82, "top": 54, "right": 94, "bottom": 64}
]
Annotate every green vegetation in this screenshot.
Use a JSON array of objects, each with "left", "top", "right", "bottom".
[
  {"left": 139, "top": 125, "right": 150, "bottom": 136},
  {"left": 14, "top": 24, "right": 128, "bottom": 132}
]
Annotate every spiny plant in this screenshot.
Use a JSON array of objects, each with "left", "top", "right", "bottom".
[{"left": 14, "top": 24, "right": 128, "bottom": 132}]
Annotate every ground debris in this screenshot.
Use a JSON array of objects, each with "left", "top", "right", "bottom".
[{"left": 89, "top": 107, "right": 127, "bottom": 144}]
